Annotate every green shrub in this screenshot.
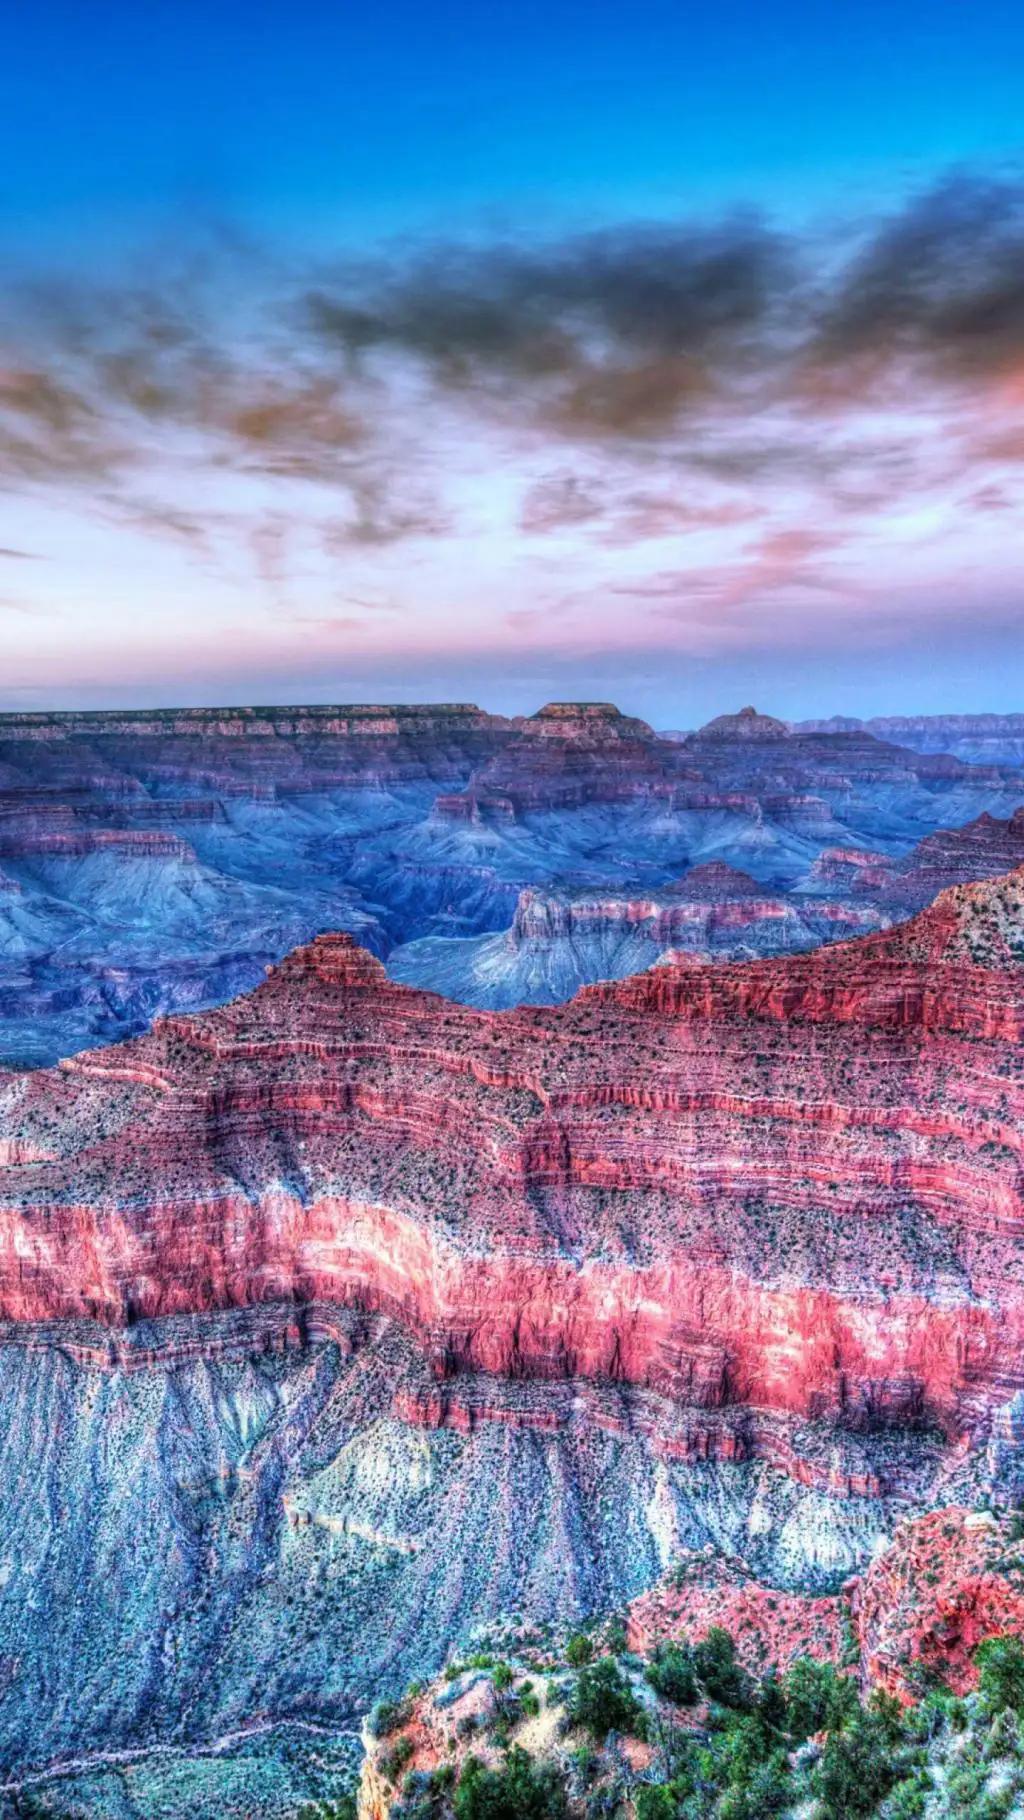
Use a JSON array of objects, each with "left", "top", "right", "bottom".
[
  {"left": 784, "top": 1655, "right": 858, "bottom": 1740},
  {"left": 380, "top": 1734, "right": 415, "bottom": 1785},
  {"left": 645, "top": 1643, "right": 697, "bottom": 1707},
  {"left": 691, "top": 1628, "right": 752, "bottom": 1710},
  {"left": 453, "top": 1745, "right": 568, "bottom": 1820},
  {"left": 976, "top": 1634, "right": 1024, "bottom": 1715},
  {"left": 718, "top": 1748, "right": 790, "bottom": 1818},
  {"left": 369, "top": 1697, "right": 408, "bottom": 1737},
  {"left": 565, "top": 1634, "right": 594, "bottom": 1668},
  {"left": 568, "top": 1656, "right": 645, "bottom": 1740},
  {"left": 634, "top": 1789, "right": 676, "bottom": 1820},
  {"left": 811, "top": 1709, "right": 902, "bottom": 1818},
  {"left": 605, "top": 1616, "right": 628, "bottom": 1654}
]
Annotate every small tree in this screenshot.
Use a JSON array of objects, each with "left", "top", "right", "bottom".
[
  {"left": 784, "top": 1655, "right": 858, "bottom": 1740},
  {"left": 691, "top": 1628, "right": 752, "bottom": 1710},
  {"left": 565, "top": 1634, "right": 594, "bottom": 1668},
  {"left": 811, "top": 1709, "right": 902, "bottom": 1818},
  {"left": 454, "top": 1745, "right": 568, "bottom": 1820},
  {"left": 976, "top": 1634, "right": 1024, "bottom": 1716},
  {"left": 569, "top": 1656, "right": 645, "bottom": 1740},
  {"left": 645, "top": 1642, "right": 697, "bottom": 1707}
]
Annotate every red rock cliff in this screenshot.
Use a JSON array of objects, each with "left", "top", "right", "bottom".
[{"left": 1, "top": 873, "right": 1024, "bottom": 1441}]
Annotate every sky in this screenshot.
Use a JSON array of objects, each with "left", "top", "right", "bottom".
[{"left": 1, "top": 0, "right": 1024, "bottom": 723}]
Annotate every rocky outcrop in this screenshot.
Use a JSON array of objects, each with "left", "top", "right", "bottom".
[
  {"left": 0, "top": 829, "right": 197, "bottom": 862},
  {"left": 807, "top": 808, "right": 1024, "bottom": 914},
  {"left": 3, "top": 696, "right": 1023, "bottom": 1064},
  {"left": 691, "top": 704, "right": 791, "bottom": 741},
  {"left": 851, "top": 1507, "right": 1024, "bottom": 1697},
  {"left": 436, "top": 699, "right": 1021, "bottom": 827},
  {"left": 387, "top": 864, "right": 890, "bottom": 1008},
  {"left": 2, "top": 872, "right": 1024, "bottom": 1450},
  {"left": 434, "top": 701, "right": 680, "bottom": 819},
  {"left": 633, "top": 1504, "right": 1024, "bottom": 1700}
]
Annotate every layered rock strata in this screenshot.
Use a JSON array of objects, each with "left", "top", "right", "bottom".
[{"left": 2, "top": 870, "right": 1024, "bottom": 1450}]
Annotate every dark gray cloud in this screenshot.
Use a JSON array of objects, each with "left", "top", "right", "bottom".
[
  {"left": 812, "top": 173, "right": 1024, "bottom": 385},
  {"left": 307, "top": 215, "right": 795, "bottom": 437},
  {"left": 2, "top": 169, "right": 1024, "bottom": 569},
  {"left": 304, "top": 173, "right": 1024, "bottom": 438}
]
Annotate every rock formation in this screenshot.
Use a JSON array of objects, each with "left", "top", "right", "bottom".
[
  {"left": 2, "top": 868, "right": 1024, "bottom": 1453},
  {"left": 808, "top": 807, "right": 1024, "bottom": 914},
  {"left": 387, "top": 863, "right": 889, "bottom": 1007},
  {"left": 794, "top": 712, "right": 1024, "bottom": 767},
  {"left": 2, "top": 699, "right": 1022, "bottom": 1063},
  {"left": 692, "top": 704, "right": 791, "bottom": 741},
  {"left": 2, "top": 839, "right": 1024, "bottom": 1812}
]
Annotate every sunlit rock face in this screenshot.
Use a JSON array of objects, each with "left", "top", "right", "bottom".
[
  {"left": 387, "top": 863, "right": 891, "bottom": 1007},
  {"left": 1, "top": 703, "right": 1024, "bottom": 1815},
  {"left": 1, "top": 869, "right": 1024, "bottom": 1812},
  {"left": 3, "top": 870, "right": 1024, "bottom": 1430},
  {"left": 1, "top": 701, "right": 1022, "bottom": 1064},
  {"left": 691, "top": 704, "right": 791, "bottom": 741}
]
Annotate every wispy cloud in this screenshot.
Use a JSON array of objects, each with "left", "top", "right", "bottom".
[{"left": 2, "top": 170, "right": 1023, "bottom": 689}]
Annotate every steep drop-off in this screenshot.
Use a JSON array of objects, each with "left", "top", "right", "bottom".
[
  {"left": 2, "top": 870, "right": 1024, "bottom": 1446},
  {"left": 3, "top": 867, "right": 1024, "bottom": 1813}
]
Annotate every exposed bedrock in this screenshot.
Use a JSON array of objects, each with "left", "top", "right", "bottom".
[
  {"left": 2, "top": 869, "right": 1024, "bottom": 1453},
  {"left": 0, "top": 1308, "right": 928, "bottom": 1807},
  {"left": 2, "top": 697, "right": 1024, "bottom": 1064},
  {"left": 386, "top": 863, "right": 891, "bottom": 1006},
  {"left": 795, "top": 711, "right": 1024, "bottom": 767}
]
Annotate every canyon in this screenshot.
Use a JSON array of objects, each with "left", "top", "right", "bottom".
[
  {"left": 2, "top": 699, "right": 1022, "bottom": 1064},
  {"left": 3, "top": 869, "right": 1024, "bottom": 1433},
  {"left": 1, "top": 701, "right": 1024, "bottom": 1816},
  {"left": 794, "top": 712, "right": 1024, "bottom": 767}
]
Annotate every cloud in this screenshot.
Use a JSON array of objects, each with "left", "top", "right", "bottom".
[
  {"left": 519, "top": 472, "right": 606, "bottom": 532},
  {"left": 307, "top": 214, "right": 795, "bottom": 440},
  {"left": 520, "top": 467, "right": 759, "bottom": 542},
  {"left": 808, "top": 172, "right": 1024, "bottom": 391},
  {"left": 2, "top": 168, "right": 1024, "bottom": 636},
  {"left": 614, "top": 527, "right": 854, "bottom": 626}
]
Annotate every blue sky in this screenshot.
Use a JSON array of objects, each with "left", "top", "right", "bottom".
[
  {"left": 2, "top": 0, "right": 1023, "bottom": 719},
  {"left": 9, "top": 1, "right": 1024, "bottom": 235}
]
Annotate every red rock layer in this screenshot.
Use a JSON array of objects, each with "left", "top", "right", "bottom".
[
  {"left": 811, "top": 808, "right": 1024, "bottom": 913},
  {"left": 0, "top": 702, "right": 516, "bottom": 801},
  {"left": 0, "top": 830, "right": 196, "bottom": 862},
  {"left": 627, "top": 1553, "right": 848, "bottom": 1673},
  {"left": 851, "top": 1507, "right": 1024, "bottom": 1697},
  {"left": 628, "top": 1506, "right": 1024, "bottom": 1699},
  {"left": 435, "top": 699, "right": 1013, "bottom": 823},
  {"left": 1, "top": 871, "right": 1024, "bottom": 1439},
  {"left": 509, "top": 864, "right": 884, "bottom": 952}
]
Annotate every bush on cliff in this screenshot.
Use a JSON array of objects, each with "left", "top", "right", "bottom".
[
  {"left": 644, "top": 1642, "right": 697, "bottom": 1707},
  {"left": 810, "top": 1701, "right": 904, "bottom": 1818},
  {"left": 690, "top": 1627, "right": 752, "bottom": 1711},
  {"left": 453, "top": 1745, "right": 568, "bottom": 1820},
  {"left": 976, "top": 1634, "right": 1024, "bottom": 1717},
  {"left": 567, "top": 1656, "right": 645, "bottom": 1740},
  {"left": 366, "top": 1623, "right": 1024, "bottom": 1820},
  {"left": 783, "top": 1654, "right": 859, "bottom": 1740}
]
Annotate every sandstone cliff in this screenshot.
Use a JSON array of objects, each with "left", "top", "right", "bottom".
[{"left": 2, "top": 870, "right": 1024, "bottom": 1454}]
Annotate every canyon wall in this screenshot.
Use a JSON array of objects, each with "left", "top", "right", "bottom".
[{"left": 3, "top": 870, "right": 1024, "bottom": 1448}]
